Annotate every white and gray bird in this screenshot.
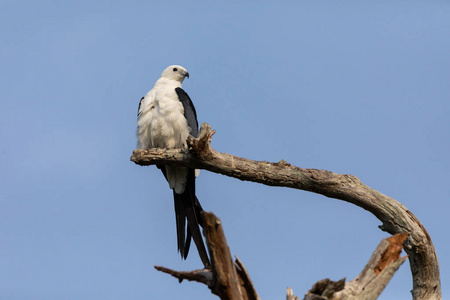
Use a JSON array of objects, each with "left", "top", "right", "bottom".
[{"left": 136, "top": 65, "right": 210, "bottom": 267}]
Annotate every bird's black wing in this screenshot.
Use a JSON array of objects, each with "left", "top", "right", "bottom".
[
  {"left": 175, "top": 88, "right": 198, "bottom": 137},
  {"left": 137, "top": 96, "right": 144, "bottom": 118}
]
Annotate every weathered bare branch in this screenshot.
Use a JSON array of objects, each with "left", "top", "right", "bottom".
[
  {"left": 234, "top": 256, "right": 261, "bottom": 300},
  {"left": 304, "top": 278, "right": 346, "bottom": 300},
  {"left": 287, "top": 287, "right": 300, "bottom": 300},
  {"left": 203, "top": 211, "right": 244, "bottom": 300},
  {"left": 154, "top": 265, "right": 213, "bottom": 285},
  {"left": 287, "top": 233, "right": 408, "bottom": 300},
  {"left": 333, "top": 233, "right": 408, "bottom": 299},
  {"left": 154, "top": 211, "right": 260, "bottom": 300},
  {"left": 131, "top": 123, "right": 441, "bottom": 300}
]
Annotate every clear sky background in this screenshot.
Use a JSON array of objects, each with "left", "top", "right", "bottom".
[{"left": 1, "top": 1, "right": 449, "bottom": 299}]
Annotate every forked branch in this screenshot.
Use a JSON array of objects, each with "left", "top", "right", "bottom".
[{"left": 154, "top": 212, "right": 260, "bottom": 300}]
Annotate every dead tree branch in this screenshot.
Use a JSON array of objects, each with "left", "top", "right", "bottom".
[
  {"left": 154, "top": 212, "right": 260, "bottom": 300},
  {"left": 131, "top": 123, "right": 441, "bottom": 300},
  {"left": 297, "top": 233, "right": 408, "bottom": 300}
]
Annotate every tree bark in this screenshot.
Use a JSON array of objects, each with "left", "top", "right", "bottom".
[{"left": 131, "top": 123, "right": 441, "bottom": 300}]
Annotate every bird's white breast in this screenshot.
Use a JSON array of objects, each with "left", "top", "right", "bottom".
[
  {"left": 137, "top": 79, "right": 189, "bottom": 150},
  {"left": 137, "top": 78, "right": 190, "bottom": 193},
  {"left": 150, "top": 87, "right": 189, "bottom": 149}
]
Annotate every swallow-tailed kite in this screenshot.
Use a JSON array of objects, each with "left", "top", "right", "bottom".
[{"left": 136, "top": 65, "right": 210, "bottom": 267}]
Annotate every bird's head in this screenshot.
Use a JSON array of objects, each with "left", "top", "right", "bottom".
[{"left": 160, "top": 65, "right": 189, "bottom": 83}]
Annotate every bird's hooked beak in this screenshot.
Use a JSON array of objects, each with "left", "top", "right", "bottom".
[{"left": 185, "top": 72, "right": 190, "bottom": 79}]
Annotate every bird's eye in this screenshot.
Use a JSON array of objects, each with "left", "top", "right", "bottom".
[{"left": 173, "top": 68, "right": 178, "bottom": 72}]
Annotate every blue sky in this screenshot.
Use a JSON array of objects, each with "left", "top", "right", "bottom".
[{"left": 1, "top": 1, "right": 449, "bottom": 299}]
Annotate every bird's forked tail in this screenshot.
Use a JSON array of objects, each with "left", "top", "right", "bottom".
[{"left": 173, "top": 169, "right": 210, "bottom": 268}]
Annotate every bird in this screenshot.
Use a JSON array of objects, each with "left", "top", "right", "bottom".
[{"left": 136, "top": 65, "right": 210, "bottom": 267}]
